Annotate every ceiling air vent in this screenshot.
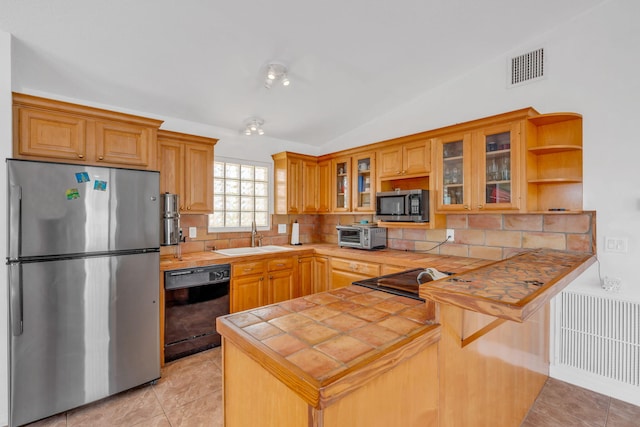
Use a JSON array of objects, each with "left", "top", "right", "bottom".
[{"left": 509, "top": 47, "right": 545, "bottom": 87}]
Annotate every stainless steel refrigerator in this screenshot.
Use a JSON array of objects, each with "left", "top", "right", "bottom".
[{"left": 7, "top": 159, "right": 161, "bottom": 427}]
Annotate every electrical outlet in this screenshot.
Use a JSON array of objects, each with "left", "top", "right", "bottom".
[
  {"left": 602, "top": 276, "right": 622, "bottom": 292},
  {"left": 446, "top": 228, "right": 455, "bottom": 242},
  {"left": 189, "top": 227, "right": 197, "bottom": 238},
  {"left": 604, "top": 236, "right": 628, "bottom": 253},
  {"left": 278, "top": 224, "right": 287, "bottom": 234}
]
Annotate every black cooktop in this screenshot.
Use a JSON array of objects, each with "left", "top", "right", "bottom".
[{"left": 353, "top": 268, "right": 451, "bottom": 301}]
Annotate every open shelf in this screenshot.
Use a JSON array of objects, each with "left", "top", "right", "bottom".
[
  {"left": 528, "top": 145, "right": 582, "bottom": 155},
  {"left": 528, "top": 112, "right": 582, "bottom": 126},
  {"left": 528, "top": 178, "right": 583, "bottom": 184}
]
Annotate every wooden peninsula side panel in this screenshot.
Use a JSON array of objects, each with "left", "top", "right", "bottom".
[
  {"left": 438, "top": 303, "right": 549, "bottom": 426},
  {"left": 223, "top": 337, "right": 439, "bottom": 427}
]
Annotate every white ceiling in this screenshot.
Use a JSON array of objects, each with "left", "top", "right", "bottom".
[{"left": 0, "top": 0, "right": 605, "bottom": 146}]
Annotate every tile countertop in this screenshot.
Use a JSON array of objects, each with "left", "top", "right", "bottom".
[
  {"left": 420, "top": 249, "right": 596, "bottom": 322},
  {"left": 160, "top": 243, "right": 491, "bottom": 273},
  {"left": 216, "top": 285, "right": 441, "bottom": 409}
]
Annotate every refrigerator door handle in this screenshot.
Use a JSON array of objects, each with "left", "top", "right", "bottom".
[
  {"left": 9, "top": 263, "right": 24, "bottom": 336},
  {"left": 9, "top": 184, "right": 22, "bottom": 261}
]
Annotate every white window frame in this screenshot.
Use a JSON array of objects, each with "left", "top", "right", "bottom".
[{"left": 207, "top": 156, "right": 273, "bottom": 233}]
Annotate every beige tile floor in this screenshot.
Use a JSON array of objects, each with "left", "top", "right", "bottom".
[
  {"left": 25, "top": 346, "right": 640, "bottom": 427},
  {"left": 26, "top": 348, "right": 223, "bottom": 427}
]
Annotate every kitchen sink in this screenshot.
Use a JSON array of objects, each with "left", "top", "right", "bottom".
[{"left": 214, "top": 245, "right": 294, "bottom": 256}]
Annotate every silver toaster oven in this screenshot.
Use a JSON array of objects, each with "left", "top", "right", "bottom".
[{"left": 336, "top": 225, "right": 387, "bottom": 250}]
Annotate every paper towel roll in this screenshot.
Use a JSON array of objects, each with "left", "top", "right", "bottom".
[{"left": 291, "top": 221, "right": 300, "bottom": 245}]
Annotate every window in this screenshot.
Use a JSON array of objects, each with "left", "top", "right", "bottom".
[{"left": 208, "top": 158, "right": 271, "bottom": 231}]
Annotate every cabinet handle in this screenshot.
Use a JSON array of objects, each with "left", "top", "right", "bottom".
[
  {"left": 77, "top": 154, "right": 84, "bottom": 158},
  {"left": 478, "top": 204, "right": 484, "bottom": 209},
  {"left": 463, "top": 204, "right": 471, "bottom": 210},
  {"left": 98, "top": 156, "right": 104, "bottom": 160},
  {"left": 260, "top": 277, "right": 264, "bottom": 281},
  {"left": 402, "top": 170, "right": 406, "bottom": 175},
  {"left": 275, "top": 263, "right": 285, "bottom": 267},
  {"left": 269, "top": 275, "right": 273, "bottom": 279},
  {"left": 187, "top": 206, "right": 191, "bottom": 210}
]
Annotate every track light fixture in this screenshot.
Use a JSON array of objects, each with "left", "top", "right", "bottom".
[
  {"left": 243, "top": 117, "right": 265, "bottom": 136},
  {"left": 264, "top": 63, "right": 290, "bottom": 89}
]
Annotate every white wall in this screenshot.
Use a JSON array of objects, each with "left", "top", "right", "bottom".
[
  {"left": 324, "top": 0, "right": 640, "bottom": 303},
  {"left": 18, "top": 88, "right": 322, "bottom": 163},
  {"left": 0, "top": 30, "right": 12, "bottom": 427}
]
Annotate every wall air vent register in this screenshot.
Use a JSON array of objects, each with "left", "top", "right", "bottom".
[{"left": 509, "top": 47, "right": 545, "bottom": 87}]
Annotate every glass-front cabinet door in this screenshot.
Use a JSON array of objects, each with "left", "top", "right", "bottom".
[
  {"left": 435, "top": 133, "right": 472, "bottom": 211},
  {"left": 352, "top": 153, "right": 375, "bottom": 212},
  {"left": 333, "top": 157, "right": 350, "bottom": 212},
  {"left": 477, "top": 123, "right": 521, "bottom": 211}
]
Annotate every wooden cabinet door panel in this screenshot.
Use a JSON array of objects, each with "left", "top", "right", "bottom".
[
  {"left": 302, "top": 159, "right": 319, "bottom": 213},
  {"left": 298, "top": 256, "right": 313, "bottom": 297},
  {"left": 184, "top": 143, "right": 213, "bottom": 213},
  {"left": 403, "top": 140, "right": 431, "bottom": 175},
  {"left": 95, "top": 121, "right": 151, "bottom": 167},
  {"left": 158, "top": 141, "right": 184, "bottom": 201},
  {"left": 231, "top": 275, "right": 265, "bottom": 313},
  {"left": 268, "top": 270, "right": 295, "bottom": 304},
  {"left": 314, "top": 256, "right": 330, "bottom": 293},
  {"left": 378, "top": 146, "right": 403, "bottom": 178},
  {"left": 16, "top": 108, "right": 87, "bottom": 161},
  {"left": 330, "top": 270, "right": 368, "bottom": 290},
  {"left": 317, "top": 160, "right": 332, "bottom": 213}
]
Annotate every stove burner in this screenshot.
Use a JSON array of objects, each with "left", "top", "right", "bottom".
[{"left": 353, "top": 268, "right": 452, "bottom": 300}]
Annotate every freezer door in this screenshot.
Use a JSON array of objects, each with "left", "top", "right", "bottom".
[
  {"left": 9, "top": 252, "right": 160, "bottom": 427},
  {"left": 7, "top": 160, "right": 159, "bottom": 259}
]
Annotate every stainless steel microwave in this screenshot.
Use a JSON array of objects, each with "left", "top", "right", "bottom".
[
  {"left": 337, "top": 225, "right": 387, "bottom": 250},
  {"left": 375, "top": 189, "right": 429, "bottom": 222}
]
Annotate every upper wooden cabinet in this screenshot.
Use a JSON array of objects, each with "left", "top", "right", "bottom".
[
  {"left": 158, "top": 130, "right": 217, "bottom": 214},
  {"left": 434, "top": 121, "right": 523, "bottom": 213},
  {"left": 331, "top": 151, "right": 376, "bottom": 213},
  {"left": 377, "top": 139, "right": 431, "bottom": 179},
  {"left": 351, "top": 152, "right": 376, "bottom": 212},
  {"left": 12, "top": 93, "right": 162, "bottom": 170},
  {"left": 332, "top": 155, "right": 352, "bottom": 212},
  {"left": 271, "top": 107, "right": 582, "bottom": 217},
  {"left": 272, "top": 152, "right": 319, "bottom": 214},
  {"left": 430, "top": 108, "right": 584, "bottom": 214}
]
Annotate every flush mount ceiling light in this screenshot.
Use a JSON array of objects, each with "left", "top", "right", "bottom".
[
  {"left": 264, "top": 63, "right": 290, "bottom": 89},
  {"left": 243, "top": 117, "right": 265, "bottom": 136}
]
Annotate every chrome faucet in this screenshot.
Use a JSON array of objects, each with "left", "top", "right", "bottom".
[{"left": 251, "top": 221, "right": 258, "bottom": 247}]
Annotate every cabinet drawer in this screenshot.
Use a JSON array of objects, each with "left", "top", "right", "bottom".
[
  {"left": 232, "top": 261, "right": 266, "bottom": 276},
  {"left": 268, "top": 257, "right": 295, "bottom": 272},
  {"left": 331, "top": 258, "right": 380, "bottom": 276}
]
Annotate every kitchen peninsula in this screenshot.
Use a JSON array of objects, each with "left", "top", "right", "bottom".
[{"left": 215, "top": 247, "right": 595, "bottom": 426}]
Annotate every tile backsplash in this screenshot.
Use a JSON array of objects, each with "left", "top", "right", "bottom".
[{"left": 163, "top": 211, "right": 595, "bottom": 261}]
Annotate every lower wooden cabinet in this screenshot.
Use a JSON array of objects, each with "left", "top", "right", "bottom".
[
  {"left": 314, "top": 256, "right": 330, "bottom": 293},
  {"left": 230, "top": 260, "right": 267, "bottom": 313},
  {"left": 230, "top": 256, "right": 298, "bottom": 312},
  {"left": 330, "top": 257, "right": 380, "bottom": 289},
  {"left": 267, "top": 257, "right": 297, "bottom": 304},
  {"left": 298, "top": 256, "right": 314, "bottom": 297}
]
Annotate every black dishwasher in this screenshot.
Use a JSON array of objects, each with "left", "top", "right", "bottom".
[{"left": 164, "top": 264, "right": 231, "bottom": 363}]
